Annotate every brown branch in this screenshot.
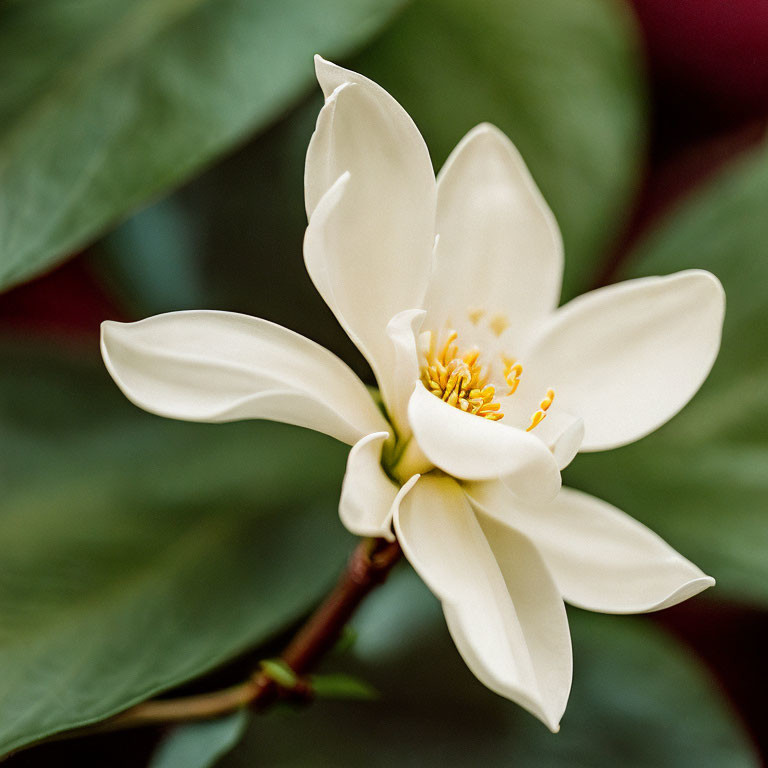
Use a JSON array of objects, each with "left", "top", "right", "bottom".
[
  {"left": 63, "top": 537, "right": 402, "bottom": 738},
  {"left": 281, "top": 536, "right": 401, "bottom": 674}
]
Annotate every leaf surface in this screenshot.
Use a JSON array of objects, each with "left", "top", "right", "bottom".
[
  {"left": 0, "top": 346, "right": 352, "bottom": 755},
  {"left": 0, "top": 0, "right": 407, "bottom": 291}
]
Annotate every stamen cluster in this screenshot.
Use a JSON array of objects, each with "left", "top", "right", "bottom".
[
  {"left": 421, "top": 329, "right": 556, "bottom": 431},
  {"left": 421, "top": 331, "right": 504, "bottom": 420}
]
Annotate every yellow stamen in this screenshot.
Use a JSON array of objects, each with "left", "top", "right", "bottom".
[
  {"left": 526, "top": 388, "right": 556, "bottom": 432},
  {"left": 422, "top": 330, "right": 557, "bottom": 430},
  {"left": 421, "top": 329, "right": 502, "bottom": 421},
  {"left": 503, "top": 357, "right": 523, "bottom": 396}
]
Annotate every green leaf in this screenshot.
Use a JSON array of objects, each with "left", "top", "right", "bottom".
[
  {"left": 347, "top": 0, "right": 646, "bottom": 300},
  {"left": 565, "top": 142, "right": 768, "bottom": 606},
  {"left": 149, "top": 710, "right": 249, "bottom": 768},
  {"left": 260, "top": 659, "right": 299, "bottom": 690},
  {"left": 221, "top": 569, "right": 758, "bottom": 767},
  {"left": 0, "top": 345, "right": 353, "bottom": 756},
  {"left": 330, "top": 625, "right": 358, "bottom": 656},
  {"left": 0, "top": 0, "right": 408, "bottom": 293},
  {"left": 309, "top": 673, "right": 378, "bottom": 701},
  {"left": 94, "top": 196, "right": 208, "bottom": 315}
]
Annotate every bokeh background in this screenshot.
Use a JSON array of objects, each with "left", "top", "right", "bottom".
[{"left": 1, "top": 0, "right": 766, "bottom": 765}]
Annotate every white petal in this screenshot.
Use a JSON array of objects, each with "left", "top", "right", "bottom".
[
  {"left": 549, "top": 417, "right": 584, "bottom": 470},
  {"left": 303, "top": 59, "right": 435, "bottom": 414},
  {"left": 303, "top": 176, "right": 419, "bottom": 424},
  {"left": 303, "top": 79, "right": 350, "bottom": 218},
  {"left": 339, "top": 432, "right": 398, "bottom": 541},
  {"left": 302, "top": 174, "right": 365, "bottom": 352},
  {"left": 407, "top": 384, "right": 561, "bottom": 503},
  {"left": 393, "top": 474, "right": 571, "bottom": 730},
  {"left": 305, "top": 57, "right": 436, "bottom": 218},
  {"left": 521, "top": 270, "right": 725, "bottom": 451},
  {"left": 425, "top": 123, "right": 562, "bottom": 351},
  {"left": 530, "top": 410, "right": 584, "bottom": 470},
  {"left": 466, "top": 483, "right": 715, "bottom": 613},
  {"left": 385, "top": 309, "right": 425, "bottom": 438},
  {"left": 101, "top": 311, "right": 388, "bottom": 445}
]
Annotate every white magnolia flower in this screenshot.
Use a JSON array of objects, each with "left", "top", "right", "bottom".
[{"left": 101, "top": 57, "right": 725, "bottom": 731}]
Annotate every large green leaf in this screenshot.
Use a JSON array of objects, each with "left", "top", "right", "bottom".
[
  {"left": 348, "top": 0, "right": 646, "bottom": 300},
  {"left": 565, "top": 143, "right": 768, "bottom": 606},
  {"left": 0, "top": 0, "right": 408, "bottom": 293},
  {"left": 0, "top": 346, "right": 353, "bottom": 755},
  {"left": 221, "top": 568, "right": 758, "bottom": 767}
]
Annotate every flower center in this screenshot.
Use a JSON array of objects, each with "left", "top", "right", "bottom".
[
  {"left": 420, "top": 329, "right": 554, "bottom": 431},
  {"left": 421, "top": 330, "right": 503, "bottom": 420}
]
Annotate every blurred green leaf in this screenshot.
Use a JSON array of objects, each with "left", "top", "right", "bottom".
[
  {"left": 220, "top": 568, "right": 758, "bottom": 767},
  {"left": 565, "top": 142, "right": 768, "bottom": 606},
  {"left": 330, "top": 625, "right": 358, "bottom": 656},
  {"left": 348, "top": 0, "right": 646, "bottom": 300},
  {"left": 0, "top": 345, "right": 353, "bottom": 755},
  {"left": 0, "top": 0, "right": 409, "bottom": 293},
  {"left": 94, "top": 196, "right": 207, "bottom": 315},
  {"left": 260, "top": 659, "right": 299, "bottom": 690},
  {"left": 310, "top": 673, "right": 378, "bottom": 701},
  {"left": 149, "top": 710, "right": 249, "bottom": 768}
]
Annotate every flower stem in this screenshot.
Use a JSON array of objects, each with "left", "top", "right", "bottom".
[
  {"left": 279, "top": 537, "right": 401, "bottom": 674},
  {"left": 43, "top": 537, "right": 402, "bottom": 742}
]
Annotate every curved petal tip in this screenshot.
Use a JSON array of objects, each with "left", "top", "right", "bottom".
[{"left": 646, "top": 574, "right": 715, "bottom": 613}]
